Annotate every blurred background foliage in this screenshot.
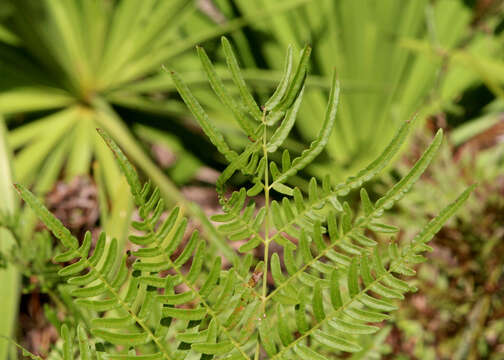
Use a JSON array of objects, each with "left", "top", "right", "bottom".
[{"left": 0, "top": 0, "right": 503, "bottom": 358}]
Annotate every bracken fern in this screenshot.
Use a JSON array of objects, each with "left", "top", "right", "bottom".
[{"left": 14, "top": 38, "right": 474, "bottom": 359}]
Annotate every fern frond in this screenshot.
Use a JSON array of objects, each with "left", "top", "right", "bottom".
[
  {"left": 9, "top": 189, "right": 165, "bottom": 354},
  {"left": 221, "top": 36, "right": 263, "bottom": 122},
  {"left": 15, "top": 39, "right": 475, "bottom": 360},
  {"left": 197, "top": 45, "right": 257, "bottom": 139},
  {"left": 17, "top": 139, "right": 260, "bottom": 359},
  {"left": 168, "top": 68, "right": 238, "bottom": 164},
  {"left": 268, "top": 117, "right": 416, "bottom": 248},
  {"left": 268, "top": 185, "right": 474, "bottom": 358},
  {"left": 165, "top": 39, "right": 470, "bottom": 359},
  {"left": 266, "top": 129, "right": 444, "bottom": 301},
  {"left": 269, "top": 70, "right": 339, "bottom": 187},
  {"left": 168, "top": 38, "right": 331, "bottom": 199},
  {"left": 98, "top": 132, "right": 255, "bottom": 359},
  {"left": 266, "top": 85, "right": 305, "bottom": 153},
  {"left": 263, "top": 45, "right": 294, "bottom": 113}
]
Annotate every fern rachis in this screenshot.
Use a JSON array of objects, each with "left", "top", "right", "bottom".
[{"left": 13, "top": 37, "right": 474, "bottom": 360}]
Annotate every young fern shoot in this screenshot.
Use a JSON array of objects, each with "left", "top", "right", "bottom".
[{"left": 15, "top": 38, "right": 474, "bottom": 360}]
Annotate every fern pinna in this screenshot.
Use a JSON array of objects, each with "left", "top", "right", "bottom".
[{"left": 15, "top": 37, "right": 474, "bottom": 360}]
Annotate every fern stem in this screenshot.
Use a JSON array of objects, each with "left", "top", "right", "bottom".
[
  {"left": 261, "top": 109, "right": 270, "bottom": 305},
  {"left": 258, "top": 108, "right": 269, "bottom": 360}
]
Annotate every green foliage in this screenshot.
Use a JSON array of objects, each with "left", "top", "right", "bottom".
[
  {"left": 13, "top": 39, "right": 474, "bottom": 359},
  {"left": 210, "top": 0, "right": 502, "bottom": 181},
  {"left": 0, "top": 0, "right": 311, "bottom": 206}
]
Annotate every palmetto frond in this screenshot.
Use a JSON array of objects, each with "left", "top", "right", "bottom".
[{"left": 0, "top": 0, "right": 311, "bottom": 207}]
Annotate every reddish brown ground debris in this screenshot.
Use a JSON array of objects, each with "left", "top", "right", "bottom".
[
  {"left": 18, "top": 291, "right": 58, "bottom": 358},
  {"left": 45, "top": 176, "right": 99, "bottom": 238},
  {"left": 151, "top": 144, "right": 177, "bottom": 168}
]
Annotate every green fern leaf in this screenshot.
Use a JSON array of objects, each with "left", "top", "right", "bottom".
[
  {"left": 264, "top": 44, "right": 294, "bottom": 112},
  {"left": 168, "top": 69, "right": 238, "bottom": 163},
  {"left": 266, "top": 86, "right": 305, "bottom": 153},
  {"left": 197, "top": 45, "right": 257, "bottom": 138},
  {"left": 273, "top": 44, "right": 312, "bottom": 112},
  {"left": 221, "top": 37, "right": 263, "bottom": 122},
  {"left": 14, "top": 184, "right": 78, "bottom": 249},
  {"left": 270, "top": 71, "right": 340, "bottom": 186}
]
